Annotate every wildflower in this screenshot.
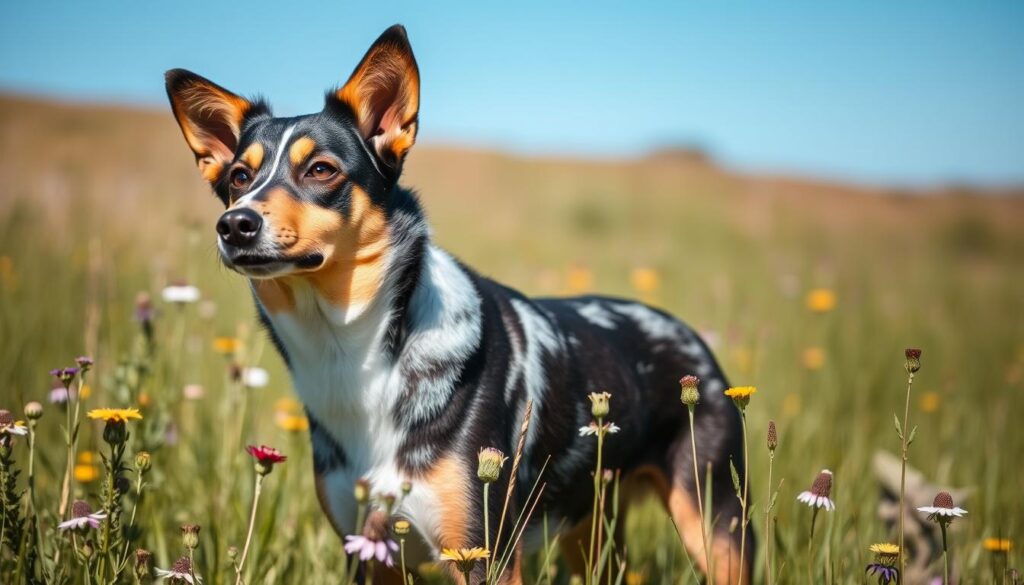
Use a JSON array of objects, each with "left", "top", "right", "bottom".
[
  {"left": 87, "top": 408, "right": 143, "bottom": 423},
  {"left": 578, "top": 421, "right": 621, "bottom": 436},
  {"left": 566, "top": 265, "right": 593, "bottom": 294},
  {"left": 58, "top": 500, "right": 107, "bottom": 532},
  {"left": 905, "top": 348, "right": 922, "bottom": 373},
  {"left": 213, "top": 337, "right": 241, "bottom": 354},
  {"left": 246, "top": 444, "right": 286, "bottom": 476},
  {"left": 242, "top": 367, "right": 269, "bottom": 388},
  {"left": 155, "top": 555, "right": 202, "bottom": 583},
  {"left": 49, "top": 387, "right": 74, "bottom": 404},
  {"left": 984, "top": 538, "right": 1013, "bottom": 552},
  {"left": 805, "top": 288, "right": 837, "bottom": 313},
  {"left": 393, "top": 519, "right": 411, "bottom": 535},
  {"left": 919, "top": 391, "right": 940, "bottom": 413},
  {"left": 24, "top": 401, "right": 43, "bottom": 421},
  {"left": 354, "top": 478, "right": 371, "bottom": 504},
  {"left": 50, "top": 367, "right": 79, "bottom": 387},
  {"left": 135, "top": 451, "right": 152, "bottom": 473},
  {"left": 679, "top": 375, "right": 700, "bottom": 408},
  {"left": 724, "top": 386, "right": 757, "bottom": 410},
  {"left": 918, "top": 491, "right": 967, "bottom": 521},
  {"left": 75, "top": 356, "right": 94, "bottom": 372},
  {"left": 134, "top": 549, "right": 153, "bottom": 580},
  {"left": 227, "top": 546, "right": 239, "bottom": 561},
  {"left": 801, "top": 346, "right": 825, "bottom": 370},
  {"left": 588, "top": 391, "right": 610, "bottom": 418},
  {"left": 401, "top": 480, "right": 412, "bottom": 495},
  {"left": 630, "top": 267, "right": 660, "bottom": 294},
  {"left": 344, "top": 534, "right": 399, "bottom": 566},
  {"left": 275, "top": 413, "right": 309, "bottom": 432},
  {"left": 477, "top": 447, "right": 507, "bottom": 483},
  {"left": 439, "top": 547, "right": 490, "bottom": 575},
  {"left": 161, "top": 283, "right": 200, "bottom": 304},
  {"left": 75, "top": 463, "right": 100, "bottom": 482},
  {"left": 767, "top": 420, "right": 778, "bottom": 452},
  {"left": 797, "top": 469, "right": 835, "bottom": 511},
  {"left": 865, "top": 543, "right": 900, "bottom": 583},
  {"left": 180, "top": 524, "right": 200, "bottom": 550},
  {"left": 0, "top": 409, "right": 28, "bottom": 437},
  {"left": 183, "top": 384, "right": 205, "bottom": 401}
]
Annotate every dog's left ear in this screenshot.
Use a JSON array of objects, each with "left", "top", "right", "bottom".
[{"left": 335, "top": 25, "right": 420, "bottom": 172}]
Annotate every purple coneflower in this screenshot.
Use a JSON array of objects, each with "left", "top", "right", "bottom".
[
  {"left": 155, "top": 555, "right": 202, "bottom": 583},
  {"left": 917, "top": 491, "right": 967, "bottom": 520},
  {"left": 58, "top": 500, "right": 107, "bottom": 532},
  {"left": 797, "top": 469, "right": 835, "bottom": 511},
  {"left": 344, "top": 534, "right": 399, "bottom": 567}
]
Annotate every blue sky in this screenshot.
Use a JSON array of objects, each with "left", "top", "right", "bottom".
[{"left": 2, "top": 0, "right": 1022, "bottom": 186}]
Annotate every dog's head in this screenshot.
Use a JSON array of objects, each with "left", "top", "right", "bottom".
[{"left": 165, "top": 25, "right": 418, "bottom": 296}]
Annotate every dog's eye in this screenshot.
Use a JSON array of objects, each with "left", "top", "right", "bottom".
[
  {"left": 230, "top": 168, "right": 251, "bottom": 189},
  {"left": 306, "top": 161, "right": 338, "bottom": 181}
]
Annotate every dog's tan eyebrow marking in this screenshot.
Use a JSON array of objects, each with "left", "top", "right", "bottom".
[
  {"left": 240, "top": 142, "right": 264, "bottom": 171},
  {"left": 289, "top": 136, "right": 316, "bottom": 166}
]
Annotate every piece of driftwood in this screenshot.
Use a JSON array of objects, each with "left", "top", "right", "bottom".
[{"left": 873, "top": 451, "right": 972, "bottom": 584}]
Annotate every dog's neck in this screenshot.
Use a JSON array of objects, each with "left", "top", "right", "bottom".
[{"left": 249, "top": 187, "right": 481, "bottom": 432}]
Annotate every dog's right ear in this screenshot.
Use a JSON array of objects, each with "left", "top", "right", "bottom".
[{"left": 165, "top": 69, "right": 267, "bottom": 184}]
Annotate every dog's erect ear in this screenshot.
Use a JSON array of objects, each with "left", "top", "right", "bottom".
[
  {"left": 165, "top": 69, "right": 264, "bottom": 184},
  {"left": 335, "top": 25, "right": 420, "bottom": 172}
]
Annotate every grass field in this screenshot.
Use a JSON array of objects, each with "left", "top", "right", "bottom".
[{"left": 0, "top": 93, "right": 1022, "bottom": 584}]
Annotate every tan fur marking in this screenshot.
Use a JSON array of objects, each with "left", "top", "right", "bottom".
[
  {"left": 198, "top": 157, "right": 223, "bottom": 183},
  {"left": 251, "top": 278, "right": 295, "bottom": 314},
  {"left": 289, "top": 136, "right": 316, "bottom": 166},
  {"left": 241, "top": 142, "right": 264, "bottom": 171},
  {"left": 423, "top": 455, "right": 472, "bottom": 549},
  {"left": 667, "top": 484, "right": 745, "bottom": 585}
]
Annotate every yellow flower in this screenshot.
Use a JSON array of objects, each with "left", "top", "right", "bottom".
[
  {"left": 213, "top": 337, "right": 242, "bottom": 354},
  {"left": 138, "top": 392, "right": 152, "bottom": 408},
  {"left": 802, "top": 347, "right": 826, "bottom": 370},
  {"left": 78, "top": 450, "right": 98, "bottom": 464},
  {"left": 274, "top": 397, "right": 303, "bottom": 414},
  {"left": 275, "top": 413, "right": 310, "bottom": 432},
  {"left": 725, "top": 386, "right": 757, "bottom": 410},
  {"left": 87, "top": 408, "right": 143, "bottom": 423},
  {"left": 983, "top": 538, "right": 1012, "bottom": 552},
  {"left": 80, "top": 384, "right": 92, "bottom": 399},
  {"left": 566, "top": 266, "right": 593, "bottom": 294},
  {"left": 439, "top": 547, "right": 489, "bottom": 574},
  {"left": 869, "top": 543, "right": 900, "bottom": 555},
  {"left": 630, "top": 268, "right": 660, "bottom": 294},
  {"left": 805, "top": 288, "right": 837, "bottom": 313},
  {"left": 625, "top": 570, "right": 646, "bottom": 585},
  {"left": 919, "top": 391, "right": 940, "bottom": 413},
  {"left": 74, "top": 463, "right": 100, "bottom": 483}
]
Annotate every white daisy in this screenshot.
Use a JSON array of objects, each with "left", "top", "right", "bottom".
[
  {"left": 161, "top": 284, "right": 201, "bottom": 304},
  {"left": 917, "top": 491, "right": 967, "bottom": 520},
  {"left": 578, "top": 422, "right": 621, "bottom": 436},
  {"left": 796, "top": 469, "right": 835, "bottom": 511},
  {"left": 0, "top": 410, "right": 28, "bottom": 436},
  {"left": 242, "top": 367, "right": 269, "bottom": 388},
  {"left": 155, "top": 556, "right": 202, "bottom": 583}
]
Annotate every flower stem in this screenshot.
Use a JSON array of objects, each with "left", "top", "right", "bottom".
[
  {"left": 940, "top": 522, "right": 949, "bottom": 585},
  {"left": 687, "top": 409, "right": 714, "bottom": 581},
  {"left": 897, "top": 371, "right": 915, "bottom": 583},
  {"left": 483, "top": 483, "right": 491, "bottom": 576},
  {"left": 764, "top": 451, "right": 774, "bottom": 585},
  {"left": 737, "top": 411, "right": 749, "bottom": 585},
  {"left": 586, "top": 417, "right": 605, "bottom": 583},
  {"left": 807, "top": 507, "right": 819, "bottom": 584},
  {"left": 399, "top": 537, "right": 408, "bottom": 585},
  {"left": 234, "top": 473, "right": 264, "bottom": 585}
]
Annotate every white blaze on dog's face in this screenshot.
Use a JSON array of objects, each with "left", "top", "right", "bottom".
[{"left": 165, "top": 25, "right": 419, "bottom": 317}]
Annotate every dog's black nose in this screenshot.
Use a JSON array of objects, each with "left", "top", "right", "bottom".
[{"left": 216, "top": 208, "right": 263, "bottom": 247}]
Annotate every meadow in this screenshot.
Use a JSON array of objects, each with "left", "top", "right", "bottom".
[{"left": 0, "top": 93, "right": 1022, "bottom": 584}]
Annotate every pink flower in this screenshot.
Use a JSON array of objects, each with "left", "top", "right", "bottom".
[
  {"left": 344, "top": 534, "right": 398, "bottom": 567},
  {"left": 58, "top": 500, "right": 107, "bottom": 532},
  {"left": 246, "top": 445, "right": 287, "bottom": 465}
]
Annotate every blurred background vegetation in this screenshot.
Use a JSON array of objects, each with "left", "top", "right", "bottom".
[{"left": 0, "top": 93, "right": 1022, "bottom": 583}]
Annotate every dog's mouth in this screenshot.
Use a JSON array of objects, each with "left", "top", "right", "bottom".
[{"left": 222, "top": 251, "right": 325, "bottom": 278}]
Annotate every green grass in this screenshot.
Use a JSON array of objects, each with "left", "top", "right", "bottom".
[{"left": 0, "top": 94, "right": 1022, "bottom": 584}]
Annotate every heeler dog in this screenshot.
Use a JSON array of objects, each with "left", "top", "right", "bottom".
[{"left": 165, "top": 24, "right": 750, "bottom": 584}]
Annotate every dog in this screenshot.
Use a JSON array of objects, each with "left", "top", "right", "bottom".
[{"left": 165, "top": 24, "right": 750, "bottom": 584}]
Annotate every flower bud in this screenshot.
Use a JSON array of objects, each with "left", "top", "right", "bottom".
[
  {"left": 601, "top": 469, "right": 614, "bottom": 485},
  {"left": 381, "top": 493, "right": 397, "bottom": 513},
  {"left": 134, "top": 548, "right": 152, "bottom": 580},
  {"left": 135, "top": 451, "right": 152, "bottom": 473},
  {"left": 180, "top": 524, "right": 200, "bottom": 550},
  {"left": 76, "top": 356, "right": 94, "bottom": 373},
  {"left": 767, "top": 420, "right": 778, "bottom": 452},
  {"left": 401, "top": 480, "right": 413, "bottom": 496},
  {"left": 227, "top": 546, "right": 239, "bottom": 561},
  {"left": 904, "top": 348, "right": 922, "bottom": 374},
  {"left": 679, "top": 376, "right": 700, "bottom": 408},
  {"left": 588, "top": 392, "right": 611, "bottom": 419},
  {"left": 394, "top": 519, "right": 411, "bottom": 536},
  {"left": 477, "top": 447, "right": 508, "bottom": 484},
  {"left": 81, "top": 538, "right": 95, "bottom": 560},
  {"left": 24, "top": 401, "right": 43, "bottom": 421},
  {"left": 354, "top": 478, "right": 371, "bottom": 505},
  {"left": 102, "top": 419, "right": 128, "bottom": 445}
]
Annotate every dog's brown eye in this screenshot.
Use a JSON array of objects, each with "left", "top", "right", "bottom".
[
  {"left": 306, "top": 161, "right": 338, "bottom": 181},
  {"left": 230, "top": 168, "right": 251, "bottom": 189}
]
